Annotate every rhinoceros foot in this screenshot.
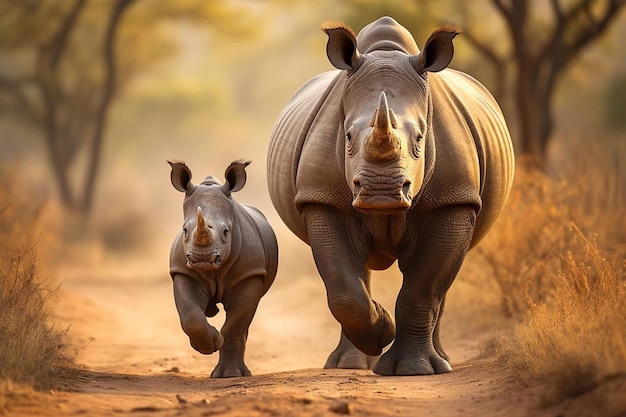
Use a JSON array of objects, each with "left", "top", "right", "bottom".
[
  {"left": 324, "top": 333, "right": 379, "bottom": 370},
  {"left": 211, "top": 360, "right": 252, "bottom": 378},
  {"left": 373, "top": 343, "right": 452, "bottom": 376},
  {"left": 344, "top": 299, "right": 396, "bottom": 356},
  {"left": 185, "top": 321, "right": 223, "bottom": 355}
]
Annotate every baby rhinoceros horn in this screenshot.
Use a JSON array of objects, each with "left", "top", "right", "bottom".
[{"left": 193, "top": 206, "right": 213, "bottom": 246}]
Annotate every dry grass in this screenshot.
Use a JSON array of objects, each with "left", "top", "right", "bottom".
[
  {"left": 476, "top": 155, "right": 624, "bottom": 316},
  {"left": 475, "top": 157, "right": 626, "bottom": 401},
  {"left": 474, "top": 162, "right": 579, "bottom": 316},
  {"left": 0, "top": 168, "right": 72, "bottom": 398},
  {"left": 499, "top": 225, "right": 626, "bottom": 399}
]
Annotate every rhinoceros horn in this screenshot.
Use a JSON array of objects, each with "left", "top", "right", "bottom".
[
  {"left": 366, "top": 91, "right": 400, "bottom": 162},
  {"left": 193, "top": 206, "right": 213, "bottom": 246}
]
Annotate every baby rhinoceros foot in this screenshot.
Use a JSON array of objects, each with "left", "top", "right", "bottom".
[
  {"left": 373, "top": 343, "right": 452, "bottom": 376},
  {"left": 183, "top": 319, "right": 224, "bottom": 355}
]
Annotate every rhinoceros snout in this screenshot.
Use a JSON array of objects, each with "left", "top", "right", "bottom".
[
  {"left": 352, "top": 175, "right": 412, "bottom": 213},
  {"left": 186, "top": 249, "right": 221, "bottom": 271}
]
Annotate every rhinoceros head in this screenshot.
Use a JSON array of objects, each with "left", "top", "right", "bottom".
[
  {"left": 322, "top": 18, "right": 460, "bottom": 213},
  {"left": 168, "top": 160, "right": 250, "bottom": 272}
]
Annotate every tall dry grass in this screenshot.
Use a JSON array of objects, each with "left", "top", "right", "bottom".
[
  {"left": 0, "top": 168, "right": 72, "bottom": 395},
  {"left": 476, "top": 156, "right": 626, "bottom": 400},
  {"left": 501, "top": 224, "right": 626, "bottom": 398}
]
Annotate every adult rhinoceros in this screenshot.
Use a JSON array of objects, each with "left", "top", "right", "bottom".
[{"left": 267, "top": 16, "right": 514, "bottom": 376}]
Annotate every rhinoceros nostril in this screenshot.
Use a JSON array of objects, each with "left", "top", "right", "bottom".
[
  {"left": 402, "top": 181, "right": 411, "bottom": 198},
  {"left": 214, "top": 254, "right": 221, "bottom": 263},
  {"left": 353, "top": 178, "right": 362, "bottom": 195}
]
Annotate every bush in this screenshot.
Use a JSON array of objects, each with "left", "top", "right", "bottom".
[
  {"left": 474, "top": 161, "right": 580, "bottom": 317},
  {"left": 475, "top": 157, "right": 626, "bottom": 401},
  {"left": 0, "top": 169, "right": 71, "bottom": 392},
  {"left": 475, "top": 158, "right": 625, "bottom": 317},
  {"left": 0, "top": 246, "right": 70, "bottom": 389},
  {"left": 498, "top": 225, "right": 626, "bottom": 399}
]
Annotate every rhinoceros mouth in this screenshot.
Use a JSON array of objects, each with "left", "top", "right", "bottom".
[
  {"left": 352, "top": 177, "right": 412, "bottom": 213},
  {"left": 352, "top": 194, "right": 412, "bottom": 213},
  {"left": 186, "top": 250, "right": 221, "bottom": 271}
]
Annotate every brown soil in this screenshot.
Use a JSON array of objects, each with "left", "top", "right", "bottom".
[{"left": 3, "top": 241, "right": 625, "bottom": 417}]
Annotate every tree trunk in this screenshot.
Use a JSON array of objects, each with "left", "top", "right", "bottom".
[
  {"left": 515, "top": 72, "right": 554, "bottom": 166},
  {"left": 80, "top": 0, "right": 136, "bottom": 213}
]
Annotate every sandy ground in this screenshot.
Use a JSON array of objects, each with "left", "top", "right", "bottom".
[{"left": 4, "top": 232, "right": 626, "bottom": 417}]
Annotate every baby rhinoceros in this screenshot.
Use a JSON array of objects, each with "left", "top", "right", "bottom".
[{"left": 168, "top": 160, "right": 278, "bottom": 378}]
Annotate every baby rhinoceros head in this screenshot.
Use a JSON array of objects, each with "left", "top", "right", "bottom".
[{"left": 169, "top": 160, "right": 250, "bottom": 272}]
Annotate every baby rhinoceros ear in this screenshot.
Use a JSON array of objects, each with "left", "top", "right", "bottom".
[
  {"left": 222, "top": 160, "right": 251, "bottom": 196},
  {"left": 168, "top": 160, "right": 195, "bottom": 194}
]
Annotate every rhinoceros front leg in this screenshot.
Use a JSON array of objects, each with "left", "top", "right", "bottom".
[
  {"left": 211, "top": 277, "right": 264, "bottom": 378},
  {"left": 373, "top": 205, "right": 476, "bottom": 376},
  {"left": 173, "top": 273, "right": 224, "bottom": 354},
  {"left": 303, "top": 205, "right": 396, "bottom": 358}
]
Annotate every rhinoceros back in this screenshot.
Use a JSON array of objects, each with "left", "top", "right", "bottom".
[{"left": 267, "top": 70, "right": 343, "bottom": 243}]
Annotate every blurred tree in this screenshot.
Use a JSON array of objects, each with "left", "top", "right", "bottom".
[
  {"left": 0, "top": 0, "right": 136, "bottom": 214},
  {"left": 332, "top": 0, "right": 625, "bottom": 166},
  {"left": 0, "top": 0, "right": 256, "bottom": 215},
  {"left": 450, "top": 0, "right": 626, "bottom": 166},
  {"left": 605, "top": 73, "right": 626, "bottom": 130}
]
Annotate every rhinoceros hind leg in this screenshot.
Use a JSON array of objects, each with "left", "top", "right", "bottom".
[
  {"left": 211, "top": 362, "right": 252, "bottom": 378},
  {"left": 324, "top": 332, "right": 378, "bottom": 369},
  {"left": 373, "top": 344, "right": 452, "bottom": 376}
]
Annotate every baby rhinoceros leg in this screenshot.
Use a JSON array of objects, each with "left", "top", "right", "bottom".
[
  {"left": 173, "top": 274, "right": 224, "bottom": 354},
  {"left": 211, "top": 277, "right": 265, "bottom": 378}
]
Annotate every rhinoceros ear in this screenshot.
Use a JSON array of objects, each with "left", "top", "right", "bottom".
[
  {"left": 168, "top": 160, "right": 195, "bottom": 194},
  {"left": 222, "top": 160, "right": 251, "bottom": 195},
  {"left": 322, "top": 21, "right": 363, "bottom": 71},
  {"left": 410, "top": 25, "right": 461, "bottom": 73}
]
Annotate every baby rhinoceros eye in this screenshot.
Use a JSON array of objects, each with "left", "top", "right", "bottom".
[{"left": 223, "top": 228, "right": 229, "bottom": 240}]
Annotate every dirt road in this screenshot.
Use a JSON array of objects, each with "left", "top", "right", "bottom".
[{"left": 4, "top": 234, "right": 623, "bottom": 417}]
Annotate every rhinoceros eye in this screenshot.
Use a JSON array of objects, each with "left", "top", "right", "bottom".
[
  {"left": 410, "top": 135, "right": 421, "bottom": 159},
  {"left": 183, "top": 225, "right": 189, "bottom": 241},
  {"left": 223, "top": 228, "right": 229, "bottom": 239},
  {"left": 345, "top": 130, "right": 355, "bottom": 156}
]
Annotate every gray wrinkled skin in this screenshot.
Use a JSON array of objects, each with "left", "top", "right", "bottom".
[
  {"left": 169, "top": 160, "right": 278, "bottom": 378},
  {"left": 267, "top": 17, "right": 514, "bottom": 376}
]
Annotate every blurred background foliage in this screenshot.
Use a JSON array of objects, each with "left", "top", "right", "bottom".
[{"left": 0, "top": 0, "right": 623, "bottom": 270}]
